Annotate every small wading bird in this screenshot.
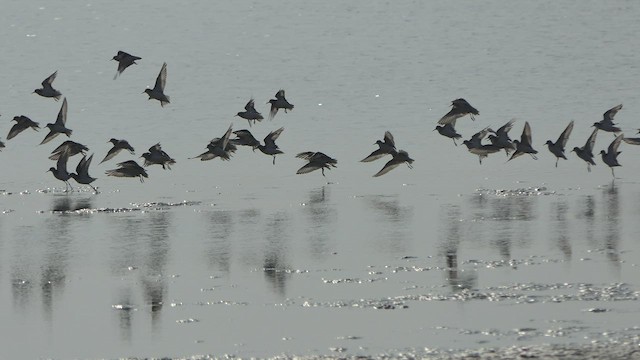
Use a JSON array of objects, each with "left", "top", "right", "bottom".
[
  {"left": 268, "top": 90, "right": 294, "bottom": 120},
  {"left": 296, "top": 152, "right": 337, "bottom": 176},
  {"left": 462, "top": 127, "right": 499, "bottom": 165},
  {"left": 437, "top": 98, "right": 479, "bottom": 125},
  {"left": 100, "top": 138, "right": 135, "bottom": 164},
  {"left": 144, "top": 62, "right": 170, "bottom": 107},
  {"left": 257, "top": 127, "right": 284, "bottom": 164},
  {"left": 105, "top": 160, "right": 148, "bottom": 182},
  {"left": 434, "top": 121, "right": 462, "bottom": 146},
  {"left": 236, "top": 99, "right": 264, "bottom": 127},
  {"left": 71, "top": 154, "right": 98, "bottom": 193},
  {"left": 40, "top": 98, "right": 72, "bottom": 145},
  {"left": 373, "top": 150, "right": 414, "bottom": 177},
  {"left": 142, "top": 143, "right": 176, "bottom": 169},
  {"left": 572, "top": 128, "right": 598, "bottom": 172},
  {"left": 592, "top": 104, "right": 622, "bottom": 134},
  {"left": 487, "top": 119, "right": 517, "bottom": 156},
  {"left": 47, "top": 151, "right": 73, "bottom": 192},
  {"left": 34, "top": 71, "right": 62, "bottom": 100},
  {"left": 49, "top": 140, "right": 88, "bottom": 160},
  {"left": 7, "top": 115, "right": 40, "bottom": 140},
  {"left": 361, "top": 131, "right": 397, "bottom": 162},
  {"left": 112, "top": 50, "right": 141, "bottom": 79},
  {"left": 190, "top": 125, "right": 235, "bottom": 161},
  {"left": 508, "top": 121, "right": 538, "bottom": 161},
  {"left": 600, "top": 134, "right": 623, "bottom": 178},
  {"left": 545, "top": 120, "right": 574, "bottom": 167}
]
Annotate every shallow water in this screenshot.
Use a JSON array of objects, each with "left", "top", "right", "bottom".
[{"left": 1, "top": 1, "right": 640, "bottom": 359}]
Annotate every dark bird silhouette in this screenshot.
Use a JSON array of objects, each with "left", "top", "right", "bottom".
[
  {"left": 47, "top": 151, "right": 73, "bottom": 192},
  {"left": 190, "top": 125, "right": 236, "bottom": 161},
  {"left": 361, "top": 131, "right": 397, "bottom": 162},
  {"left": 508, "top": 121, "right": 538, "bottom": 161},
  {"left": 49, "top": 140, "right": 88, "bottom": 160},
  {"left": 434, "top": 121, "right": 463, "bottom": 146},
  {"left": 142, "top": 143, "right": 175, "bottom": 169},
  {"left": 600, "top": 134, "right": 623, "bottom": 178},
  {"left": 112, "top": 50, "right": 141, "bottom": 79},
  {"left": 572, "top": 128, "right": 598, "bottom": 172},
  {"left": 487, "top": 119, "right": 517, "bottom": 156},
  {"left": 230, "top": 129, "right": 260, "bottom": 150},
  {"left": 258, "top": 127, "right": 284, "bottom": 164},
  {"left": 592, "top": 104, "right": 622, "bottom": 133},
  {"left": 296, "top": 152, "right": 337, "bottom": 176},
  {"left": 236, "top": 99, "right": 264, "bottom": 127},
  {"left": 545, "top": 120, "right": 574, "bottom": 167},
  {"left": 437, "top": 98, "right": 479, "bottom": 125},
  {"left": 71, "top": 154, "right": 98, "bottom": 192},
  {"left": 144, "top": 62, "right": 170, "bottom": 107},
  {"left": 268, "top": 90, "right": 294, "bottom": 120},
  {"left": 7, "top": 115, "right": 40, "bottom": 140},
  {"left": 105, "top": 160, "right": 148, "bottom": 182},
  {"left": 40, "top": 98, "right": 72, "bottom": 145},
  {"left": 373, "top": 150, "right": 414, "bottom": 177},
  {"left": 34, "top": 71, "right": 62, "bottom": 100},
  {"left": 100, "top": 138, "right": 135, "bottom": 164}
]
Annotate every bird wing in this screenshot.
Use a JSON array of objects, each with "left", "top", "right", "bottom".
[
  {"left": 603, "top": 104, "right": 622, "bottom": 122},
  {"left": 521, "top": 121, "right": 533, "bottom": 146},
  {"left": 383, "top": 131, "right": 396, "bottom": 149},
  {"left": 608, "top": 134, "right": 623, "bottom": 154},
  {"left": 584, "top": 128, "right": 598, "bottom": 152},
  {"left": 276, "top": 89, "right": 285, "bottom": 99},
  {"left": 40, "top": 130, "right": 59, "bottom": 145},
  {"left": 496, "top": 119, "right": 516, "bottom": 136},
  {"left": 264, "top": 127, "right": 284, "bottom": 145},
  {"left": 56, "top": 98, "right": 68, "bottom": 125},
  {"left": 100, "top": 146, "right": 122, "bottom": 164},
  {"left": 361, "top": 149, "right": 388, "bottom": 162},
  {"left": 221, "top": 124, "right": 233, "bottom": 150},
  {"left": 245, "top": 99, "right": 255, "bottom": 111},
  {"left": 43, "top": 71, "right": 58, "bottom": 86},
  {"left": 296, "top": 162, "right": 321, "bottom": 175},
  {"left": 557, "top": 120, "right": 574, "bottom": 147},
  {"left": 155, "top": 63, "right": 167, "bottom": 91},
  {"left": 373, "top": 159, "right": 401, "bottom": 177},
  {"left": 296, "top": 151, "right": 316, "bottom": 160}
]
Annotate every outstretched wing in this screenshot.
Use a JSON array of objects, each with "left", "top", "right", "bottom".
[{"left": 557, "top": 120, "right": 574, "bottom": 148}]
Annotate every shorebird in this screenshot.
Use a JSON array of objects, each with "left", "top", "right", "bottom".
[
  {"left": 49, "top": 140, "right": 88, "bottom": 160},
  {"left": 487, "top": 119, "right": 517, "bottom": 156},
  {"left": 434, "top": 121, "right": 462, "bottom": 146},
  {"left": 592, "top": 104, "right": 622, "bottom": 134},
  {"left": 600, "top": 134, "right": 623, "bottom": 178},
  {"left": 40, "top": 98, "right": 72, "bottom": 145},
  {"left": 7, "top": 115, "right": 40, "bottom": 140},
  {"left": 268, "top": 90, "right": 294, "bottom": 120},
  {"left": 508, "top": 121, "right": 538, "bottom": 161},
  {"left": 71, "top": 154, "right": 98, "bottom": 192},
  {"left": 462, "top": 127, "right": 500, "bottom": 164},
  {"left": 144, "top": 62, "right": 170, "bottom": 107},
  {"left": 190, "top": 125, "right": 235, "bottom": 161},
  {"left": 258, "top": 127, "right": 284, "bottom": 164},
  {"left": 105, "top": 160, "right": 148, "bottom": 182},
  {"left": 47, "top": 151, "right": 73, "bottom": 192},
  {"left": 112, "top": 50, "right": 141, "bottom": 79},
  {"left": 296, "top": 152, "right": 337, "bottom": 176},
  {"left": 100, "top": 138, "right": 135, "bottom": 164},
  {"left": 545, "top": 120, "right": 574, "bottom": 167},
  {"left": 142, "top": 143, "right": 175, "bottom": 169},
  {"left": 361, "top": 131, "right": 397, "bottom": 162},
  {"left": 622, "top": 130, "right": 640, "bottom": 145},
  {"left": 230, "top": 129, "right": 260, "bottom": 150},
  {"left": 572, "top": 128, "right": 598, "bottom": 172},
  {"left": 34, "top": 71, "right": 62, "bottom": 100},
  {"left": 236, "top": 99, "right": 264, "bottom": 127},
  {"left": 373, "top": 150, "right": 414, "bottom": 177},
  {"left": 437, "top": 98, "right": 479, "bottom": 125}
]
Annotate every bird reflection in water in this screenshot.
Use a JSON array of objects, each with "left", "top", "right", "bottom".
[
  {"left": 550, "top": 199, "right": 572, "bottom": 261},
  {"left": 205, "top": 210, "right": 234, "bottom": 273},
  {"left": 438, "top": 205, "right": 477, "bottom": 291},
  {"left": 366, "top": 195, "right": 413, "bottom": 255},
  {"left": 602, "top": 181, "right": 621, "bottom": 268},
  {"left": 303, "top": 186, "right": 337, "bottom": 259},
  {"left": 263, "top": 211, "right": 292, "bottom": 296}
]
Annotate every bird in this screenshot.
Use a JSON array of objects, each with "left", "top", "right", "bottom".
[
  {"left": 600, "top": 134, "right": 623, "bottom": 178},
  {"left": 236, "top": 99, "right": 264, "bottom": 127},
  {"left": 545, "top": 120, "right": 574, "bottom": 167},
  {"left": 33, "top": 71, "right": 62, "bottom": 100},
  {"left": 71, "top": 154, "right": 98, "bottom": 192},
  {"left": 257, "top": 127, "right": 285, "bottom": 164},
  {"left": 434, "top": 121, "right": 463, "bottom": 146},
  {"left": 361, "top": 131, "right": 397, "bottom": 162},
  {"left": 622, "top": 130, "right": 640, "bottom": 145},
  {"left": 268, "top": 90, "right": 294, "bottom": 120},
  {"left": 487, "top": 119, "right": 517, "bottom": 156},
  {"left": 100, "top": 138, "right": 135, "bottom": 164},
  {"left": 0, "top": 138, "right": 4, "bottom": 151},
  {"left": 49, "top": 140, "right": 89, "bottom": 160},
  {"left": 142, "top": 143, "right": 176, "bottom": 169},
  {"left": 144, "top": 62, "right": 170, "bottom": 107},
  {"left": 47, "top": 151, "right": 73, "bottom": 192},
  {"left": 373, "top": 150, "right": 414, "bottom": 177},
  {"left": 40, "top": 98, "right": 72, "bottom": 145},
  {"left": 105, "top": 160, "right": 148, "bottom": 182},
  {"left": 572, "top": 128, "right": 598, "bottom": 172},
  {"left": 462, "top": 127, "right": 492, "bottom": 150},
  {"left": 112, "top": 50, "right": 141, "bottom": 79},
  {"left": 230, "top": 129, "right": 261, "bottom": 150},
  {"left": 592, "top": 104, "right": 622, "bottom": 133},
  {"left": 508, "top": 121, "right": 538, "bottom": 161},
  {"left": 190, "top": 125, "right": 235, "bottom": 161},
  {"left": 296, "top": 152, "right": 337, "bottom": 176},
  {"left": 7, "top": 115, "right": 40, "bottom": 140},
  {"left": 437, "top": 98, "right": 479, "bottom": 125}
]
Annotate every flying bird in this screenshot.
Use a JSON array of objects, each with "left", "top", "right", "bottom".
[
  {"left": 296, "top": 152, "right": 337, "bottom": 176},
  {"left": 49, "top": 140, "right": 88, "bottom": 160},
  {"left": 437, "top": 98, "right": 479, "bottom": 125},
  {"left": 112, "top": 50, "right": 141, "bottom": 79},
  {"left": 144, "top": 62, "right": 170, "bottom": 107},
  {"left": 100, "top": 138, "right": 135, "bottom": 164},
  {"left": 142, "top": 143, "right": 176, "bottom": 169},
  {"left": 592, "top": 104, "right": 622, "bottom": 133},
  {"left": 361, "top": 131, "right": 397, "bottom": 162},
  {"left": 545, "top": 120, "right": 574, "bottom": 167},
  {"left": 508, "top": 121, "right": 538, "bottom": 161},
  {"left": 71, "top": 154, "right": 98, "bottom": 192},
  {"left": 34, "top": 71, "right": 62, "bottom": 100},
  {"left": 572, "top": 128, "right": 598, "bottom": 172},
  {"left": 268, "top": 90, "right": 294, "bottom": 120},
  {"left": 40, "top": 98, "right": 72, "bottom": 145},
  {"left": 236, "top": 99, "right": 264, "bottom": 127},
  {"left": 7, "top": 115, "right": 40, "bottom": 140},
  {"left": 257, "top": 127, "right": 285, "bottom": 164},
  {"left": 105, "top": 160, "right": 148, "bottom": 182},
  {"left": 599, "top": 134, "right": 623, "bottom": 178},
  {"left": 373, "top": 150, "right": 414, "bottom": 177}
]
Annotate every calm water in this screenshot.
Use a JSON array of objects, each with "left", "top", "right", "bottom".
[{"left": 1, "top": 1, "right": 640, "bottom": 358}]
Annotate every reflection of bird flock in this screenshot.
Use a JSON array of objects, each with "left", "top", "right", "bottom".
[{"left": 435, "top": 99, "right": 634, "bottom": 177}]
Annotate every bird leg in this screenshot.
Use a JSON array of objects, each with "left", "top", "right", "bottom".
[
  {"left": 555, "top": 158, "right": 559, "bottom": 168},
  {"left": 272, "top": 156, "right": 276, "bottom": 165}
]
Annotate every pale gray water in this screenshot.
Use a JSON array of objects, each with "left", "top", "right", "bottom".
[{"left": 1, "top": 1, "right": 640, "bottom": 359}]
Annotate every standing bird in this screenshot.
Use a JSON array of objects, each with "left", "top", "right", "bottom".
[
  {"left": 144, "top": 62, "right": 170, "bottom": 107},
  {"left": 361, "top": 131, "right": 397, "bottom": 162},
  {"left": 437, "top": 98, "right": 479, "bottom": 125},
  {"left": 373, "top": 150, "right": 414, "bottom": 177},
  {"left": 112, "top": 50, "right": 141, "bottom": 79},
  {"left": 49, "top": 140, "right": 89, "bottom": 160},
  {"left": 572, "top": 128, "right": 598, "bottom": 172},
  {"left": 71, "top": 154, "right": 98, "bottom": 192},
  {"left": 268, "top": 90, "right": 294, "bottom": 120},
  {"left": 47, "top": 151, "right": 73, "bottom": 192},
  {"left": 487, "top": 119, "right": 517, "bottom": 156},
  {"left": 105, "top": 160, "right": 148, "bottom": 182},
  {"left": 190, "top": 125, "right": 235, "bottom": 161},
  {"left": 7, "top": 115, "right": 40, "bottom": 140},
  {"left": 296, "top": 152, "right": 337, "bottom": 176},
  {"left": 600, "top": 134, "right": 623, "bottom": 178},
  {"left": 236, "top": 99, "right": 264, "bottom": 127},
  {"left": 545, "top": 120, "right": 574, "bottom": 167},
  {"left": 142, "top": 143, "right": 176, "bottom": 169},
  {"left": 100, "top": 138, "right": 135, "bottom": 164},
  {"left": 592, "top": 104, "right": 622, "bottom": 134},
  {"left": 508, "top": 121, "right": 538, "bottom": 161},
  {"left": 258, "top": 127, "right": 285, "bottom": 164},
  {"left": 434, "top": 121, "right": 463, "bottom": 146},
  {"left": 40, "top": 98, "right": 72, "bottom": 145},
  {"left": 33, "top": 71, "right": 62, "bottom": 100}
]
